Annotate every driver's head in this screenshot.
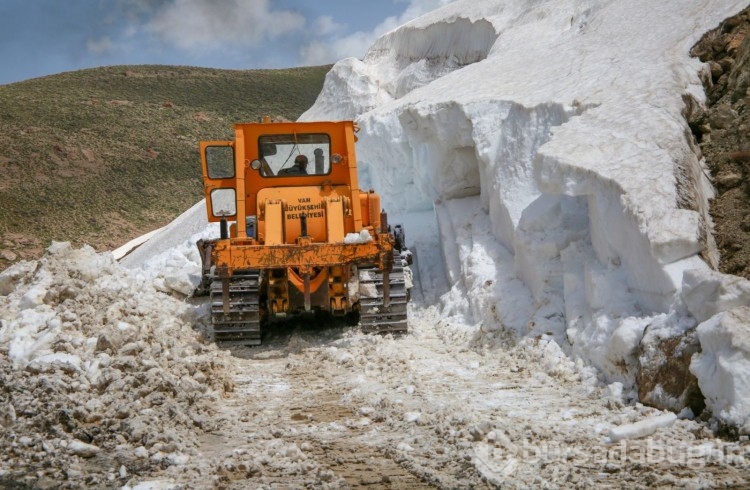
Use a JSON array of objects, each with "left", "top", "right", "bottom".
[{"left": 295, "top": 154, "right": 308, "bottom": 168}]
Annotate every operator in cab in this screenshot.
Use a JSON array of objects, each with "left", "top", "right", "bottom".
[{"left": 278, "top": 154, "right": 308, "bottom": 175}]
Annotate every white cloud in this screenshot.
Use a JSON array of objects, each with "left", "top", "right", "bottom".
[
  {"left": 86, "top": 36, "right": 114, "bottom": 55},
  {"left": 313, "top": 15, "right": 345, "bottom": 36},
  {"left": 388, "top": 0, "right": 457, "bottom": 30},
  {"left": 300, "top": 31, "right": 375, "bottom": 66},
  {"left": 146, "top": 0, "right": 306, "bottom": 51},
  {"left": 299, "top": 0, "right": 457, "bottom": 65}
]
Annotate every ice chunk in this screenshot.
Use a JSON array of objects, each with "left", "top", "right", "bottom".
[
  {"left": 28, "top": 353, "right": 82, "bottom": 374},
  {"left": 18, "top": 284, "right": 48, "bottom": 310},
  {"left": 0, "top": 261, "right": 35, "bottom": 296},
  {"left": 404, "top": 411, "right": 422, "bottom": 423},
  {"left": 690, "top": 307, "right": 750, "bottom": 430},
  {"left": 608, "top": 412, "right": 677, "bottom": 442},
  {"left": 344, "top": 229, "right": 373, "bottom": 244}
]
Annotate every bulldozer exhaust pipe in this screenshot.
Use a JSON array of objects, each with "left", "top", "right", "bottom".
[
  {"left": 300, "top": 212, "right": 308, "bottom": 237},
  {"left": 220, "top": 216, "right": 228, "bottom": 239}
]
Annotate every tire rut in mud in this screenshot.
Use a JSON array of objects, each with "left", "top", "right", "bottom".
[{"left": 194, "top": 335, "right": 436, "bottom": 488}]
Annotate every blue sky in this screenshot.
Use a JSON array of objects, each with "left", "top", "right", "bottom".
[{"left": 0, "top": 0, "right": 454, "bottom": 85}]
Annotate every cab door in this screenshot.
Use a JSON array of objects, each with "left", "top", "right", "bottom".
[{"left": 200, "top": 141, "right": 237, "bottom": 223}]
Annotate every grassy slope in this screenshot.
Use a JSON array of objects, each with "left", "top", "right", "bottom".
[{"left": 0, "top": 64, "right": 330, "bottom": 265}]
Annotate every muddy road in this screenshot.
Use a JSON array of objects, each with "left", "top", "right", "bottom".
[{"left": 190, "top": 307, "right": 748, "bottom": 489}]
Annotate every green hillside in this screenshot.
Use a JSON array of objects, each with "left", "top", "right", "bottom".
[{"left": 0, "top": 64, "right": 330, "bottom": 266}]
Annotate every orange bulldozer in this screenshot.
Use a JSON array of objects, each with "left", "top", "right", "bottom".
[{"left": 195, "top": 119, "right": 412, "bottom": 345}]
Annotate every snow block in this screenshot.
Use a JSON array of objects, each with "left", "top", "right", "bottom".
[
  {"left": 690, "top": 307, "right": 750, "bottom": 432},
  {"left": 682, "top": 268, "right": 750, "bottom": 323},
  {"left": 584, "top": 262, "right": 628, "bottom": 311},
  {"left": 0, "top": 261, "right": 35, "bottom": 296}
]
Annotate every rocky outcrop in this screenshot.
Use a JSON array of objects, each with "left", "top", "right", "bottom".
[
  {"left": 636, "top": 322, "right": 704, "bottom": 415},
  {"left": 689, "top": 6, "right": 750, "bottom": 278}
]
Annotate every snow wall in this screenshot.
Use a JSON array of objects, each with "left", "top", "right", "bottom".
[{"left": 301, "top": 0, "right": 750, "bottom": 427}]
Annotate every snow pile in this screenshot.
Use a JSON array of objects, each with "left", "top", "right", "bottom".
[
  {"left": 301, "top": 0, "right": 750, "bottom": 427},
  {"left": 690, "top": 307, "right": 750, "bottom": 432},
  {"left": 0, "top": 242, "right": 234, "bottom": 487}
]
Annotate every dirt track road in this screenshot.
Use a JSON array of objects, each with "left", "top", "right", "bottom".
[{"left": 192, "top": 306, "right": 749, "bottom": 489}]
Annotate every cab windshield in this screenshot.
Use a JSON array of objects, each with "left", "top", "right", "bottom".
[{"left": 257, "top": 133, "right": 331, "bottom": 177}]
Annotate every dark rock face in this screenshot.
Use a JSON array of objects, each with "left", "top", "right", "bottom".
[{"left": 689, "top": 7, "right": 750, "bottom": 278}]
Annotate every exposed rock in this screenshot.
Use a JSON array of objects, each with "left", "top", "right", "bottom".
[
  {"left": 637, "top": 325, "right": 704, "bottom": 415},
  {"left": 714, "top": 171, "right": 744, "bottom": 190},
  {"left": 0, "top": 250, "right": 17, "bottom": 262},
  {"left": 81, "top": 149, "right": 97, "bottom": 163},
  {"left": 709, "top": 60, "right": 724, "bottom": 81},
  {"left": 0, "top": 403, "right": 16, "bottom": 428},
  {"left": 692, "top": 6, "right": 750, "bottom": 278},
  {"left": 67, "top": 440, "right": 100, "bottom": 458},
  {"left": 740, "top": 213, "right": 750, "bottom": 232},
  {"left": 708, "top": 104, "right": 737, "bottom": 129}
]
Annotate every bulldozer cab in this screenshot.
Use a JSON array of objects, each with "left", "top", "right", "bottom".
[{"left": 199, "top": 120, "right": 365, "bottom": 240}]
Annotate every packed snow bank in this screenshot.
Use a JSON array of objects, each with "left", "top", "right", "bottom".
[
  {"left": 117, "top": 201, "right": 221, "bottom": 301},
  {"left": 119, "top": 200, "right": 208, "bottom": 269},
  {"left": 304, "top": 0, "right": 734, "bottom": 310},
  {"left": 301, "top": 0, "right": 748, "bottom": 422}
]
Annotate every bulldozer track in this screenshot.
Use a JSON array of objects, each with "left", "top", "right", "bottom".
[
  {"left": 210, "top": 270, "right": 262, "bottom": 346},
  {"left": 358, "top": 252, "right": 409, "bottom": 334},
  {"left": 209, "top": 251, "right": 410, "bottom": 345}
]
